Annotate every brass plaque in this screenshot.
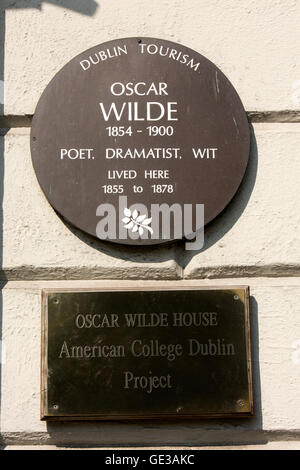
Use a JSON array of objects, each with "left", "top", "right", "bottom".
[{"left": 41, "top": 287, "right": 253, "bottom": 420}]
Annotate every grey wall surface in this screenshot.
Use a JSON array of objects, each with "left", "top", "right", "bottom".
[{"left": 0, "top": 0, "right": 300, "bottom": 449}]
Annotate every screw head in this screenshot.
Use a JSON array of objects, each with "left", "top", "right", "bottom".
[
  {"left": 237, "top": 399, "right": 244, "bottom": 408},
  {"left": 234, "top": 295, "right": 239, "bottom": 300}
]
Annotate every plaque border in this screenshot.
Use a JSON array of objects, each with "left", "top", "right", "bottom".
[{"left": 41, "top": 285, "right": 254, "bottom": 421}]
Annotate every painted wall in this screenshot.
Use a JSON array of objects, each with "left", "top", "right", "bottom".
[{"left": 0, "top": 0, "right": 300, "bottom": 449}]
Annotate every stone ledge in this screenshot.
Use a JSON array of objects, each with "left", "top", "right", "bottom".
[
  {"left": 0, "top": 263, "right": 183, "bottom": 281},
  {"left": 1, "top": 431, "right": 300, "bottom": 448},
  {"left": 182, "top": 264, "right": 300, "bottom": 280}
]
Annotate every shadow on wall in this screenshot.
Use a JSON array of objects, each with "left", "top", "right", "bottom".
[{"left": 0, "top": 0, "right": 98, "bottom": 448}]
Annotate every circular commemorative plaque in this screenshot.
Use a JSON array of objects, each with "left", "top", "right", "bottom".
[{"left": 31, "top": 37, "right": 250, "bottom": 245}]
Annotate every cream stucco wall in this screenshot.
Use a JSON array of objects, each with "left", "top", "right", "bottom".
[{"left": 0, "top": 0, "right": 300, "bottom": 449}]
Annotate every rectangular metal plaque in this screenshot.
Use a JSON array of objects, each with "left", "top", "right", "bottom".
[{"left": 41, "top": 287, "right": 253, "bottom": 420}]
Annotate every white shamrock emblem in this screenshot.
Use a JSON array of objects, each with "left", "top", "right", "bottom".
[{"left": 122, "top": 208, "right": 153, "bottom": 236}]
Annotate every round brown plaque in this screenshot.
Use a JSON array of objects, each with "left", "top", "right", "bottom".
[{"left": 31, "top": 37, "right": 250, "bottom": 245}]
